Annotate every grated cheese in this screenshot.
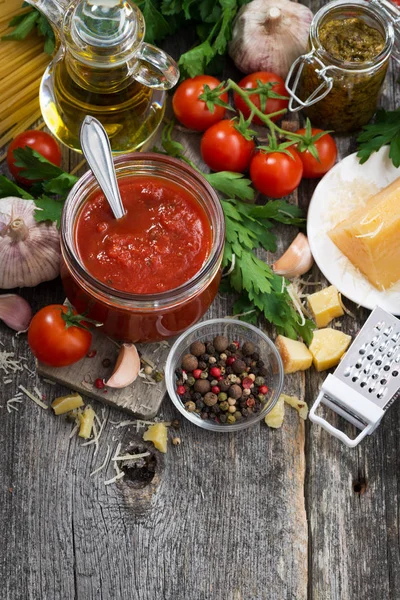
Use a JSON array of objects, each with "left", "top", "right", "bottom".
[
  {"left": 112, "top": 452, "right": 150, "bottom": 462},
  {"left": 18, "top": 385, "right": 48, "bottom": 409},
  {"left": 104, "top": 472, "right": 125, "bottom": 486},
  {"left": 0, "top": 351, "right": 23, "bottom": 375},
  {"left": 90, "top": 444, "right": 111, "bottom": 477}
]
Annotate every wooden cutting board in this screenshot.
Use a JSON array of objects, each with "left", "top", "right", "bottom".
[{"left": 37, "top": 326, "right": 172, "bottom": 419}]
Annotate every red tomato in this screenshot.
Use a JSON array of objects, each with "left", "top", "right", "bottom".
[
  {"left": 295, "top": 127, "right": 338, "bottom": 178},
  {"left": 172, "top": 75, "right": 228, "bottom": 131},
  {"left": 233, "top": 72, "right": 289, "bottom": 125},
  {"left": 28, "top": 305, "right": 92, "bottom": 367},
  {"left": 200, "top": 120, "right": 255, "bottom": 173},
  {"left": 250, "top": 148, "right": 303, "bottom": 198},
  {"left": 7, "top": 130, "right": 62, "bottom": 186}
]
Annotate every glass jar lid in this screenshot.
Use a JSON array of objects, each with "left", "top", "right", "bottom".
[{"left": 373, "top": 0, "right": 400, "bottom": 62}]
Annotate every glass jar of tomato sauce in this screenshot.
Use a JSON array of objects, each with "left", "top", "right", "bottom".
[
  {"left": 285, "top": 0, "right": 398, "bottom": 132},
  {"left": 60, "top": 153, "right": 225, "bottom": 343}
]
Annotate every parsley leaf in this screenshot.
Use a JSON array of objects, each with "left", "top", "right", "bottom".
[
  {"left": 12, "top": 147, "right": 78, "bottom": 198},
  {"left": 357, "top": 108, "right": 400, "bottom": 167},
  {"left": 0, "top": 176, "right": 33, "bottom": 200},
  {"left": 205, "top": 172, "right": 254, "bottom": 201},
  {"left": 138, "top": 0, "right": 171, "bottom": 44},
  {"left": 34, "top": 195, "right": 64, "bottom": 227},
  {"left": 3, "top": 6, "right": 55, "bottom": 54}
]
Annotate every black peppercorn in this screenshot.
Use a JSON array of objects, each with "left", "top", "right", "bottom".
[
  {"left": 232, "top": 359, "right": 246, "bottom": 374},
  {"left": 196, "top": 399, "right": 205, "bottom": 410},
  {"left": 225, "top": 366, "right": 233, "bottom": 375},
  {"left": 206, "top": 343, "right": 216, "bottom": 355},
  {"left": 259, "top": 367, "right": 268, "bottom": 377},
  {"left": 200, "top": 353, "right": 209, "bottom": 362},
  {"left": 251, "top": 352, "right": 260, "bottom": 361},
  {"left": 198, "top": 361, "right": 207, "bottom": 370},
  {"left": 201, "top": 412, "right": 209, "bottom": 419},
  {"left": 256, "top": 360, "right": 265, "bottom": 368},
  {"left": 228, "top": 343, "right": 237, "bottom": 353},
  {"left": 192, "top": 392, "right": 202, "bottom": 402},
  {"left": 175, "top": 367, "right": 184, "bottom": 377},
  {"left": 190, "top": 341, "right": 206, "bottom": 356},
  {"left": 219, "top": 414, "right": 227, "bottom": 423}
]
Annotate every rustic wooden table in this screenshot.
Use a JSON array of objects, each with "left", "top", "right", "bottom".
[{"left": 1, "top": 1, "right": 400, "bottom": 598}]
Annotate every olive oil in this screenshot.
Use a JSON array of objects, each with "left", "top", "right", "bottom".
[{"left": 40, "top": 57, "right": 166, "bottom": 153}]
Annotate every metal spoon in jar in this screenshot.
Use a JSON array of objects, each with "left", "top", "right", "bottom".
[{"left": 79, "top": 115, "right": 125, "bottom": 220}]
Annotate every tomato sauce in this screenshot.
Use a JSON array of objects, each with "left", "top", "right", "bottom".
[{"left": 75, "top": 176, "right": 212, "bottom": 294}]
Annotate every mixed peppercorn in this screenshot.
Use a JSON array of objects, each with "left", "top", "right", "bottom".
[{"left": 175, "top": 335, "right": 269, "bottom": 424}]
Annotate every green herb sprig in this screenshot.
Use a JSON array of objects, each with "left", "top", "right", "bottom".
[
  {"left": 2, "top": 4, "right": 55, "bottom": 55},
  {"left": 0, "top": 148, "right": 78, "bottom": 227},
  {"left": 357, "top": 108, "right": 400, "bottom": 167},
  {"left": 158, "top": 121, "right": 315, "bottom": 343}
]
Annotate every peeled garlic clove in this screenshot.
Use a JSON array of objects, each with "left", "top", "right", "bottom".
[
  {"left": 228, "top": 0, "right": 314, "bottom": 78},
  {"left": 105, "top": 343, "right": 140, "bottom": 389},
  {"left": 0, "top": 294, "right": 32, "bottom": 331},
  {"left": 272, "top": 233, "right": 314, "bottom": 278}
]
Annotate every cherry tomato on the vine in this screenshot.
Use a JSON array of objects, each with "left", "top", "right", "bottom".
[
  {"left": 250, "top": 148, "right": 303, "bottom": 198},
  {"left": 7, "top": 130, "right": 62, "bottom": 186},
  {"left": 233, "top": 72, "right": 289, "bottom": 125},
  {"left": 200, "top": 119, "right": 255, "bottom": 173},
  {"left": 295, "top": 127, "right": 338, "bottom": 178},
  {"left": 172, "top": 75, "right": 228, "bottom": 132},
  {"left": 28, "top": 305, "right": 93, "bottom": 367}
]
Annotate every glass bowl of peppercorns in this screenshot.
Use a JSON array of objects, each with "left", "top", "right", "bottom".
[{"left": 165, "top": 318, "right": 284, "bottom": 431}]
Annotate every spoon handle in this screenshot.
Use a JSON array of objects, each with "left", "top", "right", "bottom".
[{"left": 80, "top": 115, "right": 125, "bottom": 220}]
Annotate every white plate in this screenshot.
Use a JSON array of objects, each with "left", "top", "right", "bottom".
[{"left": 307, "top": 146, "right": 400, "bottom": 314}]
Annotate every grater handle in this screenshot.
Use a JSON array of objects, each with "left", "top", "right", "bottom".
[
  {"left": 309, "top": 374, "right": 385, "bottom": 448},
  {"left": 309, "top": 393, "right": 376, "bottom": 448}
]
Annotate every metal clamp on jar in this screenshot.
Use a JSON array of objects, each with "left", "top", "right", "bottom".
[{"left": 285, "top": 0, "right": 398, "bottom": 132}]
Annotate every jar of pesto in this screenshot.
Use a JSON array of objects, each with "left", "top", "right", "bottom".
[{"left": 285, "top": 0, "right": 398, "bottom": 133}]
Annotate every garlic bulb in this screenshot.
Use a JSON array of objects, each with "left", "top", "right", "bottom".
[
  {"left": 0, "top": 197, "right": 60, "bottom": 289},
  {"left": 0, "top": 294, "right": 32, "bottom": 331},
  {"left": 228, "top": 0, "right": 314, "bottom": 79},
  {"left": 272, "top": 233, "right": 314, "bottom": 278}
]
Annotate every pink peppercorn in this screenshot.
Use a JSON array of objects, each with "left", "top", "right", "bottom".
[
  {"left": 193, "top": 369, "right": 202, "bottom": 379},
  {"left": 259, "top": 385, "right": 269, "bottom": 394},
  {"left": 209, "top": 366, "right": 221, "bottom": 378},
  {"left": 242, "top": 377, "right": 254, "bottom": 389},
  {"left": 177, "top": 385, "right": 186, "bottom": 395},
  {"left": 94, "top": 378, "right": 105, "bottom": 389},
  {"left": 246, "top": 397, "right": 255, "bottom": 407},
  {"left": 217, "top": 375, "right": 224, "bottom": 381},
  {"left": 87, "top": 350, "right": 97, "bottom": 358},
  {"left": 226, "top": 356, "right": 236, "bottom": 365},
  {"left": 211, "top": 386, "right": 220, "bottom": 394}
]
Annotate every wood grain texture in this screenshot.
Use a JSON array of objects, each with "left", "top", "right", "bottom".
[{"left": 1, "top": 1, "right": 399, "bottom": 598}]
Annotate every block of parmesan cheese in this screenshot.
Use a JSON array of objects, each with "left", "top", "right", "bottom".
[
  {"left": 329, "top": 176, "right": 400, "bottom": 290},
  {"left": 275, "top": 335, "right": 313, "bottom": 374}
]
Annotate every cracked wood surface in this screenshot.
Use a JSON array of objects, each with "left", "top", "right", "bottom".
[{"left": 1, "top": 1, "right": 399, "bottom": 597}]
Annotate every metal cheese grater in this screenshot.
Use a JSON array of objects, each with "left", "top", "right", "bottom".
[{"left": 309, "top": 307, "right": 400, "bottom": 447}]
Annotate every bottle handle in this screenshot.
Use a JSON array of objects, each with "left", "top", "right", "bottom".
[
  {"left": 285, "top": 51, "right": 334, "bottom": 112},
  {"left": 133, "top": 43, "right": 179, "bottom": 90}
]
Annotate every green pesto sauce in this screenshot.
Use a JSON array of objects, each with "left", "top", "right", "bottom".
[{"left": 319, "top": 17, "right": 385, "bottom": 62}]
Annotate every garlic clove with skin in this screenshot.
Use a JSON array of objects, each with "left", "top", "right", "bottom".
[
  {"left": 105, "top": 343, "right": 141, "bottom": 389},
  {"left": 0, "top": 197, "right": 60, "bottom": 289},
  {"left": 272, "top": 233, "right": 314, "bottom": 279},
  {"left": 228, "top": 0, "right": 314, "bottom": 79},
  {"left": 0, "top": 294, "right": 32, "bottom": 332}
]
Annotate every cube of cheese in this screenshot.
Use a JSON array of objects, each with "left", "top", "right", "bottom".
[
  {"left": 329, "top": 176, "right": 400, "bottom": 290},
  {"left": 264, "top": 394, "right": 285, "bottom": 429},
  {"left": 307, "top": 285, "right": 344, "bottom": 328},
  {"left": 275, "top": 335, "right": 313, "bottom": 374},
  {"left": 308, "top": 328, "right": 352, "bottom": 372}
]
